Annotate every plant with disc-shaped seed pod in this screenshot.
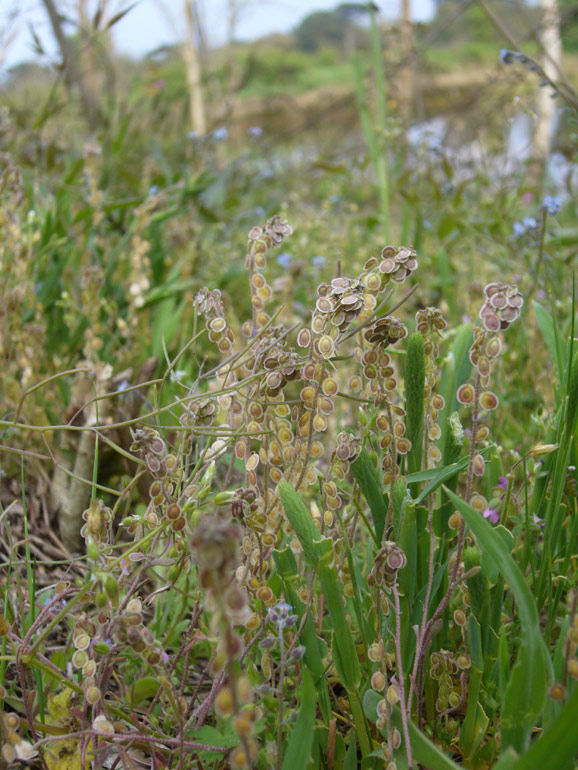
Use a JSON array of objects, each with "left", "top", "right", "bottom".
[{"left": 457, "top": 282, "right": 524, "bottom": 505}]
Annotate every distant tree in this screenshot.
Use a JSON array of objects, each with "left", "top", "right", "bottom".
[
  {"left": 294, "top": 4, "right": 371, "bottom": 53},
  {"left": 431, "top": 0, "right": 537, "bottom": 45},
  {"left": 559, "top": 0, "right": 578, "bottom": 50},
  {"left": 40, "top": 0, "right": 105, "bottom": 128}
]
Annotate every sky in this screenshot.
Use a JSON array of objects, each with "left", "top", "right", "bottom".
[{"left": 0, "top": 0, "right": 436, "bottom": 71}]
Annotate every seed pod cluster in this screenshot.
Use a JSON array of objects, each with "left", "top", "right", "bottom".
[
  {"left": 369, "top": 541, "right": 407, "bottom": 592},
  {"left": 416, "top": 307, "right": 447, "bottom": 468},
  {"left": 456, "top": 282, "right": 523, "bottom": 488},
  {"left": 430, "top": 649, "right": 464, "bottom": 713}
]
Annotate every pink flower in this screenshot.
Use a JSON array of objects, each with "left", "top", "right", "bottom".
[{"left": 483, "top": 506, "right": 499, "bottom": 524}]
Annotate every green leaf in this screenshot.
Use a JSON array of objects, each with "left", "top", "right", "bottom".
[
  {"left": 273, "top": 547, "right": 332, "bottom": 723},
  {"left": 409, "top": 451, "right": 481, "bottom": 504},
  {"left": 129, "top": 676, "right": 161, "bottom": 706},
  {"left": 364, "top": 690, "right": 463, "bottom": 770},
  {"left": 491, "top": 748, "right": 519, "bottom": 770},
  {"left": 512, "top": 686, "right": 578, "bottom": 770},
  {"left": 317, "top": 560, "right": 361, "bottom": 691},
  {"left": 533, "top": 300, "right": 564, "bottom": 384},
  {"left": 438, "top": 323, "right": 473, "bottom": 448},
  {"left": 278, "top": 480, "right": 331, "bottom": 567},
  {"left": 351, "top": 448, "right": 388, "bottom": 542},
  {"left": 191, "top": 725, "right": 239, "bottom": 750},
  {"left": 281, "top": 669, "right": 316, "bottom": 770},
  {"left": 405, "top": 332, "right": 425, "bottom": 475},
  {"left": 278, "top": 484, "right": 360, "bottom": 692},
  {"left": 343, "top": 734, "right": 358, "bottom": 770},
  {"left": 443, "top": 487, "right": 552, "bottom": 752}
]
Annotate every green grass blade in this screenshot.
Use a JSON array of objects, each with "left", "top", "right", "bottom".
[
  {"left": 533, "top": 300, "right": 565, "bottom": 386},
  {"left": 273, "top": 547, "right": 332, "bottom": 724},
  {"left": 351, "top": 449, "right": 388, "bottom": 543},
  {"left": 405, "top": 332, "right": 425, "bottom": 475},
  {"left": 281, "top": 669, "right": 316, "bottom": 770},
  {"left": 512, "top": 685, "right": 578, "bottom": 770},
  {"left": 364, "top": 690, "right": 463, "bottom": 769},
  {"left": 278, "top": 480, "right": 331, "bottom": 567},
  {"left": 444, "top": 487, "right": 552, "bottom": 752}
]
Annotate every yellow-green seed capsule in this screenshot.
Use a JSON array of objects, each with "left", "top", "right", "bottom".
[
  {"left": 86, "top": 538, "right": 99, "bottom": 561},
  {"left": 86, "top": 685, "right": 101, "bottom": 705},
  {"left": 104, "top": 575, "right": 119, "bottom": 604},
  {"left": 386, "top": 683, "right": 400, "bottom": 705},
  {"left": 214, "top": 687, "right": 234, "bottom": 717},
  {"left": 549, "top": 683, "right": 566, "bottom": 700}
]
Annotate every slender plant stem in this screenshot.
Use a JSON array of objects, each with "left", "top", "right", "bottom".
[{"left": 393, "top": 584, "right": 414, "bottom": 770}]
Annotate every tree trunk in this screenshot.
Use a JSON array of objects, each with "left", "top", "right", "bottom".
[
  {"left": 533, "top": 0, "right": 562, "bottom": 160},
  {"left": 183, "top": 0, "right": 207, "bottom": 136}
]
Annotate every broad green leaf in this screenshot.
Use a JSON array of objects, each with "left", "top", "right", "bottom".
[
  {"left": 408, "top": 452, "right": 476, "bottom": 503},
  {"left": 533, "top": 300, "right": 564, "bottom": 385},
  {"left": 281, "top": 669, "right": 316, "bottom": 770},
  {"left": 438, "top": 322, "right": 473, "bottom": 448},
  {"left": 351, "top": 448, "right": 388, "bottom": 542},
  {"left": 343, "top": 735, "right": 358, "bottom": 770},
  {"left": 279, "top": 483, "right": 360, "bottom": 691},
  {"left": 129, "top": 676, "right": 161, "bottom": 706},
  {"left": 405, "top": 332, "right": 425, "bottom": 475},
  {"left": 491, "top": 749, "right": 519, "bottom": 770},
  {"left": 273, "top": 547, "right": 332, "bottom": 723},
  {"left": 512, "top": 685, "right": 578, "bottom": 770},
  {"left": 278, "top": 480, "right": 331, "bottom": 566},
  {"left": 444, "top": 487, "right": 552, "bottom": 752},
  {"left": 364, "top": 690, "right": 463, "bottom": 770}
]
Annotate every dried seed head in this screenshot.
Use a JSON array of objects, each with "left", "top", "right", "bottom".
[
  {"left": 371, "top": 671, "right": 386, "bottom": 691},
  {"left": 480, "top": 283, "right": 523, "bottom": 331},
  {"left": 473, "top": 454, "right": 485, "bottom": 476},
  {"left": 297, "top": 328, "right": 311, "bottom": 347}
]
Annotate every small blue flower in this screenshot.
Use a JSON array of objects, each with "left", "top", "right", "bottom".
[
  {"left": 148, "top": 185, "right": 159, "bottom": 196},
  {"left": 187, "top": 130, "right": 198, "bottom": 141},
  {"left": 522, "top": 216, "right": 538, "bottom": 230},
  {"left": 212, "top": 126, "right": 228, "bottom": 142},
  {"left": 248, "top": 126, "right": 263, "bottom": 137},
  {"left": 499, "top": 49, "right": 514, "bottom": 65},
  {"left": 542, "top": 195, "right": 562, "bottom": 215},
  {"left": 116, "top": 379, "right": 130, "bottom": 393},
  {"left": 312, "top": 256, "right": 326, "bottom": 269},
  {"left": 512, "top": 221, "right": 526, "bottom": 237},
  {"left": 276, "top": 251, "right": 292, "bottom": 268}
]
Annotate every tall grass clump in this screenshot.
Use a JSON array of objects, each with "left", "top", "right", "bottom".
[{"left": 1, "top": 196, "right": 578, "bottom": 770}]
